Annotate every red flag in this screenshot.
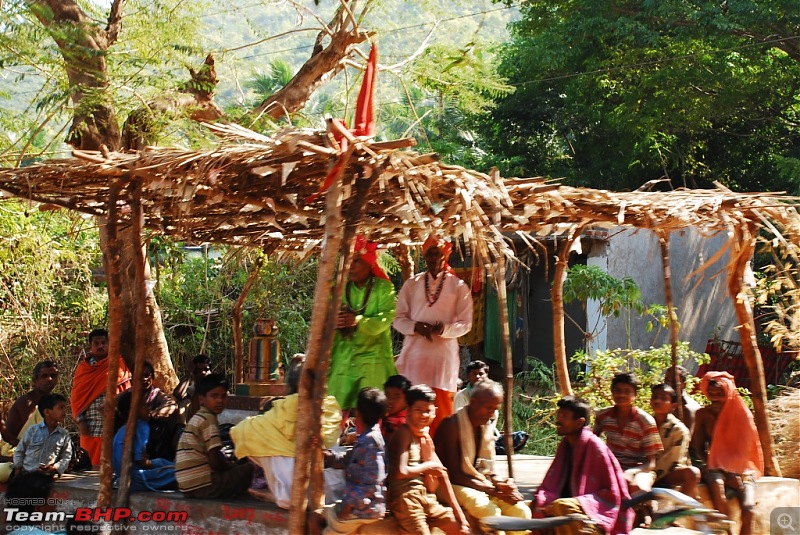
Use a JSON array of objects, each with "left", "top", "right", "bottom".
[
  {"left": 353, "top": 44, "right": 377, "bottom": 137},
  {"left": 305, "top": 45, "right": 378, "bottom": 204}
]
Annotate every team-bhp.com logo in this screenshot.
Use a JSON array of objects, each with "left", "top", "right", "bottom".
[{"left": 5, "top": 507, "right": 188, "bottom": 524}]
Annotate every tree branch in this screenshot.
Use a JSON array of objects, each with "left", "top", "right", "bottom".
[{"left": 106, "top": 0, "right": 127, "bottom": 44}]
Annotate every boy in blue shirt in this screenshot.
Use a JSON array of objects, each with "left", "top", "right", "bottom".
[
  {"left": 320, "top": 387, "right": 387, "bottom": 535},
  {"left": 8, "top": 393, "right": 73, "bottom": 513}
]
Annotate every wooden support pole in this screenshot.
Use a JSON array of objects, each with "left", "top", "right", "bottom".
[
  {"left": 233, "top": 256, "right": 264, "bottom": 384},
  {"left": 308, "top": 171, "right": 379, "bottom": 510},
  {"left": 115, "top": 187, "right": 149, "bottom": 507},
  {"left": 288, "top": 176, "right": 346, "bottom": 534},
  {"left": 494, "top": 255, "right": 515, "bottom": 478},
  {"left": 97, "top": 182, "right": 124, "bottom": 508},
  {"left": 728, "top": 227, "right": 781, "bottom": 476},
  {"left": 551, "top": 228, "right": 584, "bottom": 396},
  {"left": 658, "top": 232, "right": 683, "bottom": 420}
]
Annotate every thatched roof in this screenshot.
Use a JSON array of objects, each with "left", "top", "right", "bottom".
[{"left": 1, "top": 123, "right": 799, "bottom": 262}]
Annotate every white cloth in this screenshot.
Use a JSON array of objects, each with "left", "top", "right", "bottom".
[
  {"left": 453, "top": 388, "right": 470, "bottom": 412},
  {"left": 393, "top": 271, "right": 473, "bottom": 391},
  {"left": 254, "top": 455, "right": 343, "bottom": 509},
  {"left": 253, "top": 455, "right": 294, "bottom": 509}
]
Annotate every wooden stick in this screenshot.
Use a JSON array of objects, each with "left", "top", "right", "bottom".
[
  {"left": 288, "top": 166, "right": 347, "bottom": 534},
  {"left": 114, "top": 185, "right": 149, "bottom": 507},
  {"left": 233, "top": 256, "right": 264, "bottom": 384},
  {"left": 728, "top": 224, "right": 781, "bottom": 476},
  {"left": 551, "top": 226, "right": 585, "bottom": 396},
  {"left": 494, "top": 255, "right": 515, "bottom": 478},
  {"left": 658, "top": 231, "right": 683, "bottom": 419},
  {"left": 97, "top": 182, "right": 124, "bottom": 508},
  {"left": 369, "top": 138, "right": 417, "bottom": 150}
]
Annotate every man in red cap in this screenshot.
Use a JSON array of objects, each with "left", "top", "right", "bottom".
[
  {"left": 393, "top": 235, "right": 473, "bottom": 437},
  {"left": 328, "top": 236, "right": 397, "bottom": 414}
]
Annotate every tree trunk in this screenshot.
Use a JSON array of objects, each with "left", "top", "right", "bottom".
[
  {"left": 658, "top": 232, "right": 683, "bottom": 419},
  {"left": 728, "top": 227, "right": 781, "bottom": 476},
  {"left": 551, "top": 228, "right": 584, "bottom": 396}
]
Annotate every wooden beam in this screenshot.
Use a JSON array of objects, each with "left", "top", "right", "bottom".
[
  {"left": 728, "top": 225, "right": 781, "bottom": 476},
  {"left": 97, "top": 182, "right": 124, "bottom": 507},
  {"left": 288, "top": 165, "right": 347, "bottom": 534},
  {"left": 494, "top": 255, "right": 515, "bottom": 478},
  {"left": 658, "top": 231, "right": 683, "bottom": 420},
  {"left": 114, "top": 185, "right": 149, "bottom": 507},
  {"left": 551, "top": 227, "right": 585, "bottom": 396},
  {"left": 233, "top": 256, "right": 264, "bottom": 384}
]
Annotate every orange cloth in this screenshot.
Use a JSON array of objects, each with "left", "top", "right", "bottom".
[
  {"left": 71, "top": 358, "right": 132, "bottom": 418},
  {"left": 430, "top": 387, "right": 454, "bottom": 439},
  {"left": 700, "top": 371, "right": 764, "bottom": 477},
  {"left": 80, "top": 436, "right": 103, "bottom": 467}
]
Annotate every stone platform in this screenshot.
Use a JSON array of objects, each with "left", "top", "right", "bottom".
[{"left": 1, "top": 457, "right": 797, "bottom": 534}]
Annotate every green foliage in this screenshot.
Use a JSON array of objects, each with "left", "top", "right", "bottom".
[
  {"left": 480, "top": 0, "right": 800, "bottom": 192},
  {"left": 0, "top": 201, "right": 106, "bottom": 401},
  {"left": 151, "top": 244, "right": 317, "bottom": 376},
  {"left": 570, "top": 343, "right": 709, "bottom": 412},
  {"left": 562, "top": 264, "right": 644, "bottom": 317}
]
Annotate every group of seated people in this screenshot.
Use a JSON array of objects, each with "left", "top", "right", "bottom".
[
  {"left": 2, "top": 352, "right": 762, "bottom": 535},
  {"left": 586, "top": 368, "right": 763, "bottom": 535}
]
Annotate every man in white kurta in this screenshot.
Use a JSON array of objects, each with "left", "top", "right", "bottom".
[{"left": 393, "top": 235, "right": 473, "bottom": 437}]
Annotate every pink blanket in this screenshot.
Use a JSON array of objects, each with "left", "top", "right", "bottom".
[{"left": 535, "top": 427, "right": 633, "bottom": 534}]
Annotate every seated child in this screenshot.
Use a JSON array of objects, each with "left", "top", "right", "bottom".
[
  {"left": 691, "top": 371, "right": 762, "bottom": 535},
  {"left": 386, "top": 385, "right": 469, "bottom": 535},
  {"left": 175, "top": 373, "right": 252, "bottom": 499},
  {"left": 113, "top": 391, "right": 177, "bottom": 492},
  {"left": 649, "top": 383, "right": 699, "bottom": 498},
  {"left": 593, "top": 372, "right": 663, "bottom": 493},
  {"left": 8, "top": 394, "right": 73, "bottom": 511},
  {"left": 320, "top": 388, "right": 387, "bottom": 535},
  {"left": 230, "top": 357, "right": 341, "bottom": 509},
  {"left": 381, "top": 374, "right": 411, "bottom": 442}
]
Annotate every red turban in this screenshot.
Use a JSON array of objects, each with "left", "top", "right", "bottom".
[
  {"left": 422, "top": 235, "right": 455, "bottom": 275},
  {"left": 353, "top": 235, "right": 389, "bottom": 281}
]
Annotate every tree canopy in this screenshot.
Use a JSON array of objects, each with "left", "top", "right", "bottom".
[{"left": 480, "top": 0, "right": 800, "bottom": 192}]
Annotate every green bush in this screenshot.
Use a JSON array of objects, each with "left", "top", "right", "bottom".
[{"left": 570, "top": 343, "right": 709, "bottom": 411}]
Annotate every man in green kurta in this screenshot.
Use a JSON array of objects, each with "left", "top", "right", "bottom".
[{"left": 328, "top": 236, "right": 397, "bottom": 411}]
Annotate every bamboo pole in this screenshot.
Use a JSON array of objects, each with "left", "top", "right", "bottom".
[
  {"left": 658, "top": 232, "right": 683, "bottom": 420},
  {"left": 114, "top": 187, "right": 149, "bottom": 507},
  {"left": 728, "top": 226, "right": 781, "bottom": 476},
  {"left": 551, "top": 227, "right": 585, "bottom": 396},
  {"left": 233, "top": 256, "right": 264, "bottom": 384},
  {"left": 288, "top": 175, "right": 346, "bottom": 534},
  {"left": 494, "top": 255, "right": 515, "bottom": 478},
  {"left": 308, "top": 171, "right": 379, "bottom": 510},
  {"left": 97, "top": 182, "right": 124, "bottom": 507}
]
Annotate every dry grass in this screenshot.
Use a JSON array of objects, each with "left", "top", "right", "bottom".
[{"left": 767, "top": 387, "right": 800, "bottom": 478}]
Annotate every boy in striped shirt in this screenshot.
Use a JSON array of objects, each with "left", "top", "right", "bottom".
[
  {"left": 175, "top": 373, "right": 252, "bottom": 499},
  {"left": 593, "top": 372, "right": 663, "bottom": 493}
]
